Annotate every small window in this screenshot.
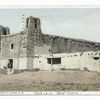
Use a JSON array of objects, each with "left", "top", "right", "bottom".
[
  {"left": 11, "top": 43, "right": 14, "bottom": 50},
  {"left": 47, "top": 58, "right": 61, "bottom": 64},
  {"left": 34, "top": 56, "right": 39, "bottom": 58},
  {"left": 49, "top": 49, "right": 51, "bottom": 52},
  {"left": 93, "top": 57, "right": 99, "bottom": 60},
  {"left": 39, "top": 61, "right": 41, "bottom": 63}
]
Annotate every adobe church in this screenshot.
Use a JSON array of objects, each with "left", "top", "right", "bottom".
[{"left": 0, "top": 16, "right": 100, "bottom": 70}]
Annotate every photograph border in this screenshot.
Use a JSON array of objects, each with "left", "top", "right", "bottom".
[{"left": 0, "top": 4, "right": 100, "bottom": 96}]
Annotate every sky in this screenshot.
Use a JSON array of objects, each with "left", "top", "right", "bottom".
[
  {"left": 0, "top": 8, "right": 100, "bottom": 42},
  {"left": 0, "top": 0, "right": 100, "bottom": 5}
]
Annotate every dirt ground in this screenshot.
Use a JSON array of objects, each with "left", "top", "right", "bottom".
[{"left": 0, "top": 69, "right": 100, "bottom": 91}]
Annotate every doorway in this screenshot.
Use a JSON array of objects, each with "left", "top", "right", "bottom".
[{"left": 8, "top": 59, "right": 13, "bottom": 69}]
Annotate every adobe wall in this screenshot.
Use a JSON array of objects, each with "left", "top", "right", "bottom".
[
  {"left": 20, "top": 16, "right": 100, "bottom": 56},
  {"left": 42, "top": 34, "right": 100, "bottom": 53},
  {"left": 0, "top": 33, "right": 23, "bottom": 59},
  {"left": 62, "top": 51, "right": 100, "bottom": 72},
  {"left": 34, "top": 45, "right": 51, "bottom": 54},
  {"left": 34, "top": 51, "right": 100, "bottom": 72},
  {"left": 0, "top": 32, "right": 28, "bottom": 69}
]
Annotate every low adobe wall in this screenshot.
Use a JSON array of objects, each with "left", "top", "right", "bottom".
[{"left": 33, "top": 51, "right": 100, "bottom": 72}]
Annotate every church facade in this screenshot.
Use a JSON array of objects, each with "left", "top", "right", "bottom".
[{"left": 0, "top": 16, "right": 100, "bottom": 71}]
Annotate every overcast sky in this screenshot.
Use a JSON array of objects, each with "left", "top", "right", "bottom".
[{"left": 0, "top": 8, "right": 100, "bottom": 42}]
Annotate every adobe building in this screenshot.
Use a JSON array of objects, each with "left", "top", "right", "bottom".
[
  {"left": 34, "top": 51, "right": 100, "bottom": 72},
  {"left": 0, "top": 16, "right": 100, "bottom": 71}
]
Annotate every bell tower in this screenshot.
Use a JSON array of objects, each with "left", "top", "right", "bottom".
[
  {"left": 20, "top": 16, "right": 43, "bottom": 69},
  {"left": 25, "top": 16, "right": 43, "bottom": 58},
  {"left": 26, "top": 16, "right": 42, "bottom": 46}
]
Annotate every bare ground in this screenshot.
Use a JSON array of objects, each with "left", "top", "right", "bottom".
[{"left": 0, "top": 69, "right": 100, "bottom": 91}]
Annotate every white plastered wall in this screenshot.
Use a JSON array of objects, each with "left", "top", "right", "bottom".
[
  {"left": 33, "top": 54, "right": 64, "bottom": 70},
  {"left": 0, "top": 59, "right": 8, "bottom": 68},
  {"left": 1, "top": 51, "right": 100, "bottom": 71},
  {"left": 0, "top": 57, "right": 33, "bottom": 70},
  {"left": 33, "top": 51, "right": 100, "bottom": 72},
  {"left": 19, "top": 57, "right": 28, "bottom": 69},
  {"left": 80, "top": 53, "right": 100, "bottom": 72},
  {"left": 33, "top": 55, "right": 51, "bottom": 70}
]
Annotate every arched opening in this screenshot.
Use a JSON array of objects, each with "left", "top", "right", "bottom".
[
  {"left": 34, "top": 19, "right": 37, "bottom": 29},
  {"left": 26, "top": 18, "right": 29, "bottom": 28}
]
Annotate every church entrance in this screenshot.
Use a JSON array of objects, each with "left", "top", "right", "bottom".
[{"left": 8, "top": 59, "right": 13, "bottom": 69}]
